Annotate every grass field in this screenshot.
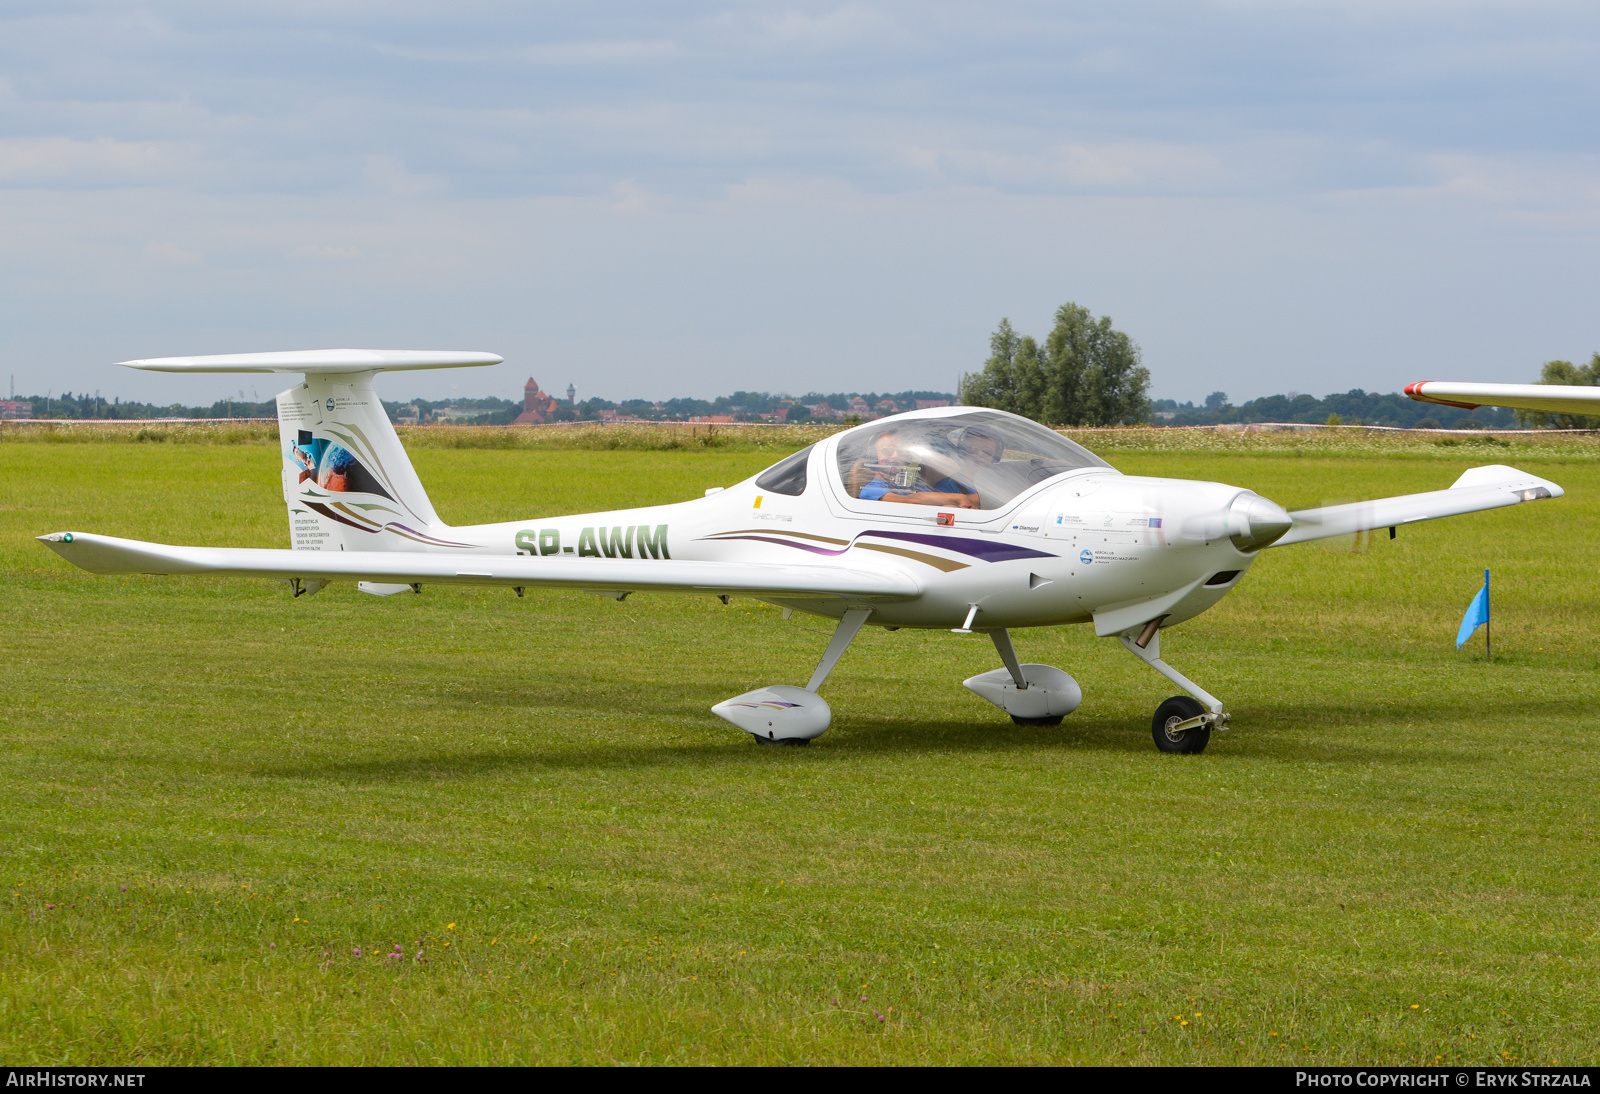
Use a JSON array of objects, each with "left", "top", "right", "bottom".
[{"left": 2, "top": 439, "right": 1598, "bottom": 1065}]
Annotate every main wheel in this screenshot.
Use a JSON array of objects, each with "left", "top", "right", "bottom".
[
  {"left": 753, "top": 734, "right": 809, "bottom": 746},
  {"left": 1151, "top": 695, "right": 1210, "bottom": 754},
  {"left": 1011, "top": 714, "right": 1064, "bottom": 727}
]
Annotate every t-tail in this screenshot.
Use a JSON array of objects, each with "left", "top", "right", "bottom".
[{"left": 121, "top": 350, "right": 501, "bottom": 573}]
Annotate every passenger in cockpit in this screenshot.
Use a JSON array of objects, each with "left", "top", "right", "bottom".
[
  {"left": 951, "top": 425, "right": 1004, "bottom": 478},
  {"left": 857, "top": 427, "right": 982, "bottom": 508}
]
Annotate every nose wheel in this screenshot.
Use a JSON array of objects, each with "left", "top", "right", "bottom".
[
  {"left": 1120, "top": 627, "right": 1228, "bottom": 753},
  {"left": 1152, "top": 695, "right": 1210, "bottom": 754}
]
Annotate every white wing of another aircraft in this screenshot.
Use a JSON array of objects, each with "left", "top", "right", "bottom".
[
  {"left": 35, "top": 349, "right": 1568, "bottom": 755},
  {"left": 1405, "top": 380, "right": 1600, "bottom": 417}
]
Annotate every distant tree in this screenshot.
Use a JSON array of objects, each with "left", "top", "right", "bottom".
[
  {"left": 1517, "top": 354, "right": 1600, "bottom": 429},
  {"left": 960, "top": 319, "right": 1043, "bottom": 416},
  {"left": 1326, "top": 413, "right": 1343, "bottom": 426},
  {"left": 1413, "top": 417, "right": 1441, "bottom": 430},
  {"left": 1205, "top": 391, "right": 1229, "bottom": 410},
  {"left": 961, "top": 304, "right": 1150, "bottom": 426}
]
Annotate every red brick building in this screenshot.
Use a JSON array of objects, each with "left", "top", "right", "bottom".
[{"left": 515, "top": 378, "right": 562, "bottom": 424}]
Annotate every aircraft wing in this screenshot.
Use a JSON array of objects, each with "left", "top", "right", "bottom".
[
  {"left": 1405, "top": 380, "right": 1600, "bottom": 417},
  {"left": 36, "top": 532, "right": 921, "bottom": 600},
  {"left": 1271, "top": 464, "right": 1562, "bottom": 547}
]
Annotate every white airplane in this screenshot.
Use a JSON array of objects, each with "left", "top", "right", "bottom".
[
  {"left": 1406, "top": 380, "right": 1600, "bottom": 419},
  {"left": 39, "top": 351, "right": 1566, "bottom": 754}
]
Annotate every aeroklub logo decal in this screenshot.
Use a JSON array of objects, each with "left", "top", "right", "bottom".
[{"left": 1080, "top": 549, "right": 1094, "bottom": 564}]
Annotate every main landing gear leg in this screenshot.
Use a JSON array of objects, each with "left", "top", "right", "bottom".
[
  {"left": 1118, "top": 625, "right": 1228, "bottom": 755},
  {"left": 806, "top": 609, "right": 873, "bottom": 693}
]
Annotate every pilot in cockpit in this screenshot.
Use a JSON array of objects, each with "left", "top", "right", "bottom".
[{"left": 857, "top": 425, "right": 1000, "bottom": 509}]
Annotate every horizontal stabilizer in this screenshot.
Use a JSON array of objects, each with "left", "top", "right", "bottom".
[
  {"left": 119, "top": 349, "right": 502, "bottom": 375},
  {"left": 37, "top": 532, "right": 921, "bottom": 600},
  {"left": 1273, "top": 464, "right": 1562, "bottom": 547}
]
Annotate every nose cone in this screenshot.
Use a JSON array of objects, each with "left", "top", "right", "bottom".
[{"left": 1228, "top": 494, "right": 1293, "bottom": 551}]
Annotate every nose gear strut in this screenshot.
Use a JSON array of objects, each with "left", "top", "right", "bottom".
[{"left": 1118, "top": 624, "right": 1229, "bottom": 754}]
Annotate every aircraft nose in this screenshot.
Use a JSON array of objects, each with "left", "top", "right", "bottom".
[{"left": 1228, "top": 493, "right": 1293, "bottom": 551}]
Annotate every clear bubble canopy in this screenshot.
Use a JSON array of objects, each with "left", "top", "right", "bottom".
[{"left": 836, "top": 410, "right": 1112, "bottom": 511}]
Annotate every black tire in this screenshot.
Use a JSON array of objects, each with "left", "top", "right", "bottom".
[
  {"left": 753, "top": 735, "right": 809, "bottom": 747},
  {"left": 1151, "top": 695, "right": 1210, "bottom": 754},
  {"left": 1010, "top": 714, "right": 1064, "bottom": 727}
]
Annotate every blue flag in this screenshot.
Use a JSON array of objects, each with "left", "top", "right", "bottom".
[{"left": 1456, "top": 569, "right": 1490, "bottom": 649}]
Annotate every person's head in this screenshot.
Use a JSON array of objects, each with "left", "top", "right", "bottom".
[
  {"left": 872, "top": 428, "right": 910, "bottom": 467},
  {"left": 954, "top": 427, "right": 1003, "bottom": 466}
]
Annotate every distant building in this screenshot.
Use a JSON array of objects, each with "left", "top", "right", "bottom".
[
  {"left": 847, "top": 397, "right": 870, "bottom": 414},
  {"left": 876, "top": 399, "right": 898, "bottom": 413},
  {"left": 808, "top": 401, "right": 836, "bottom": 419},
  {"left": 396, "top": 404, "right": 421, "bottom": 425},
  {"left": 516, "top": 378, "right": 562, "bottom": 424},
  {"left": 0, "top": 400, "right": 32, "bottom": 420},
  {"left": 567, "top": 383, "right": 576, "bottom": 405},
  {"left": 915, "top": 399, "right": 950, "bottom": 410}
]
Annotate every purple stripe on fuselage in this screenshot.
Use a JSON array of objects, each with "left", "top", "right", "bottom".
[
  {"left": 385, "top": 521, "right": 476, "bottom": 549},
  {"left": 709, "top": 534, "right": 848, "bottom": 556},
  {"left": 861, "top": 530, "right": 1056, "bottom": 562},
  {"left": 705, "top": 529, "right": 1055, "bottom": 563}
]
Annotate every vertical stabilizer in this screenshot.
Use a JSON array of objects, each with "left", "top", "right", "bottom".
[{"left": 277, "top": 372, "right": 469, "bottom": 552}]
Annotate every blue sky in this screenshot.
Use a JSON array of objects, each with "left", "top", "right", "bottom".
[{"left": 2, "top": 1, "right": 1597, "bottom": 405}]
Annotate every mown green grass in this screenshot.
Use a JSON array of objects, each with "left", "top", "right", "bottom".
[{"left": 2, "top": 441, "right": 1598, "bottom": 1065}]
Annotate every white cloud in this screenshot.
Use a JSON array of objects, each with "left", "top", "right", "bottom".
[
  {"left": 717, "top": 5, "right": 906, "bottom": 51},
  {"left": 290, "top": 243, "right": 361, "bottom": 260},
  {"left": 0, "top": 138, "right": 189, "bottom": 188},
  {"left": 360, "top": 155, "right": 444, "bottom": 198},
  {"left": 143, "top": 239, "right": 203, "bottom": 266},
  {"left": 372, "top": 38, "right": 679, "bottom": 66}
]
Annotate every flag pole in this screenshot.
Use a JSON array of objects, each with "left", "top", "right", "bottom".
[{"left": 1485, "top": 568, "right": 1491, "bottom": 662}]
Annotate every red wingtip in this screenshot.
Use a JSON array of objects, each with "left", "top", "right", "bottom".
[{"left": 1403, "top": 381, "right": 1428, "bottom": 398}]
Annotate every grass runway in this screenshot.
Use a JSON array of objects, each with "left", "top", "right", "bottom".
[{"left": 2, "top": 439, "right": 1598, "bottom": 1065}]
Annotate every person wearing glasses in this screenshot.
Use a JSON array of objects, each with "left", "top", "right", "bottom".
[{"left": 857, "top": 426, "right": 1001, "bottom": 509}]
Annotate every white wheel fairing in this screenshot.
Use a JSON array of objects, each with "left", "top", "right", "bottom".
[{"left": 711, "top": 686, "right": 831, "bottom": 741}]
